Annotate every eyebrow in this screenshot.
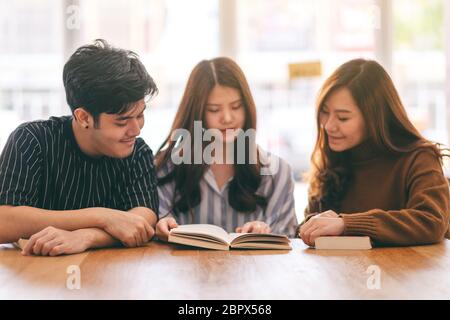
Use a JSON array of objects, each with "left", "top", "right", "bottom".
[
  {"left": 335, "top": 109, "right": 352, "bottom": 114},
  {"left": 322, "top": 104, "right": 352, "bottom": 114},
  {"left": 206, "top": 99, "right": 242, "bottom": 107},
  {"left": 115, "top": 105, "right": 147, "bottom": 121}
]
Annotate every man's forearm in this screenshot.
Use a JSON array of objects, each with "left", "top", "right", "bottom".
[
  {"left": 128, "top": 207, "right": 158, "bottom": 228},
  {"left": 85, "top": 208, "right": 157, "bottom": 246},
  {"left": 81, "top": 228, "right": 121, "bottom": 249},
  {"left": 0, "top": 205, "right": 113, "bottom": 243},
  {"left": 81, "top": 208, "right": 158, "bottom": 250}
]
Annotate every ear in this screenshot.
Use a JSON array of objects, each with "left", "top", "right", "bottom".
[{"left": 73, "top": 108, "right": 93, "bottom": 129}]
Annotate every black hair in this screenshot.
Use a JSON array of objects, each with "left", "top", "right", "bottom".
[{"left": 63, "top": 39, "right": 158, "bottom": 126}]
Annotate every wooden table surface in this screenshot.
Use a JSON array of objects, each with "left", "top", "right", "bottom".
[{"left": 1, "top": 239, "right": 450, "bottom": 299}]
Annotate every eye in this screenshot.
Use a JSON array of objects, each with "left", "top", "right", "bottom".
[
  {"left": 232, "top": 104, "right": 242, "bottom": 110},
  {"left": 319, "top": 110, "right": 329, "bottom": 118},
  {"left": 115, "top": 122, "right": 127, "bottom": 127},
  {"left": 207, "top": 109, "right": 219, "bottom": 113},
  {"left": 338, "top": 118, "right": 349, "bottom": 122}
]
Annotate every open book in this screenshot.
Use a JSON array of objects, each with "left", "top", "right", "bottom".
[
  {"left": 314, "top": 236, "right": 372, "bottom": 250},
  {"left": 168, "top": 224, "right": 291, "bottom": 251}
]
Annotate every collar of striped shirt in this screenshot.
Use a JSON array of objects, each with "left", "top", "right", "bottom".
[{"left": 203, "top": 168, "right": 234, "bottom": 196}]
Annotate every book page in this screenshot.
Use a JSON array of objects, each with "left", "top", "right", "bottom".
[
  {"left": 228, "top": 233, "right": 289, "bottom": 243},
  {"left": 228, "top": 233, "right": 291, "bottom": 250},
  {"left": 170, "top": 224, "right": 231, "bottom": 245}
]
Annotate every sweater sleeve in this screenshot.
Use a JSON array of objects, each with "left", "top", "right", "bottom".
[{"left": 340, "top": 149, "right": 450, "bottom": 246}]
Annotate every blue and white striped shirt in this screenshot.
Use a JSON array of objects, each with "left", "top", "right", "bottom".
[{"left": 157, "top": 149, "right": 298, "bottom": 237}]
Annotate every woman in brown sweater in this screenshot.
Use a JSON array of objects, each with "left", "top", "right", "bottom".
[{"left": 299, "top": 59, "right": 450, "bottom": 247}]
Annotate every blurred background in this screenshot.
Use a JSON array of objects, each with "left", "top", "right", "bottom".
[{"left": 0, "top": 0, "right": 449, "bottom": 219}]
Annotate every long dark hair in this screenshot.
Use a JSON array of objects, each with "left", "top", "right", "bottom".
[
  {"left": 156, "top": 57, "right": 267, "bottom": 216},
  {"left": 308, "top": 58, "right": 446, "bottom": 211}
]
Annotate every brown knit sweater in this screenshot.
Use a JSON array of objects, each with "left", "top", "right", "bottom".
[{"left": 305, "top": 140, "right": 450, "bottom": 246}]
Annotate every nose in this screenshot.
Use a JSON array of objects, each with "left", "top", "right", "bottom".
[
  {"left": 127, "top": 118, "right": 141, "bottom": 137},
  {"left": 222, "top": 108, "right": 233, "bottom": 124},
  {"left": 323, "top": 115, "right": 338, "bottom": 134}
]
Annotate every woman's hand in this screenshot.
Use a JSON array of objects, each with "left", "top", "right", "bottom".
[
  {"left": 236, "top": 221, "right": 271, "bottom": 234},
  {"left": 155, "top": 217, "right": 179, "bottom": 242},
  {"left": 315, "top": 210, "right": 339, "bottom": 218},
  {"left": 299, "top": 210, "right": 345, "bottom": 247}
]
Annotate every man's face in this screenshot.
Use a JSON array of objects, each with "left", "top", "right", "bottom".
[{"left": 90, "top": 99, "right": 146, "bottom": 158}]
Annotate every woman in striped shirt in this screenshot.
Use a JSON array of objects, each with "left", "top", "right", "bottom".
[{"left": 155, "top": 57, "right": 298, "bottom": 241}]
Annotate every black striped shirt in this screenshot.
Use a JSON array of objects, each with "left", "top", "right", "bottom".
[{"left": 0, "top": 116, "right": 159, "bottom": 213}]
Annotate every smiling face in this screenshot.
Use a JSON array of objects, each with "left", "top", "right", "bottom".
[
  {"left": 204, "top": 85, "right": 246, "bottom": 143},
  {"left": 319, "top": 87, "right": 367, "bottom": 152},
  {"left": 89, "top": 99, "right": 146, "bottom": 158}
]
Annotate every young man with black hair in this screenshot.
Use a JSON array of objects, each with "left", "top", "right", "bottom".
[{"left": 0, "top": 39, "right": 159, "bottom": 256}]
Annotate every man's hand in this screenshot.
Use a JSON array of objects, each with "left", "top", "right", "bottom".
[
  {"left": 102, "top": 211, "right": 154, "bottom": 247},
  {"left": 236, "top": 221, "right": 271, "bottom": 234},
  {"left": 22, "top": 226, "right": 93, "bottom": 256},
  {"left": 155, "top": 217, "right": 178, "bottom": 242}
]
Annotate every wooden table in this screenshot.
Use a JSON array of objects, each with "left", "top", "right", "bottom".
[{"left": 1, "top": 239, "right": 450, "bottom": 299}]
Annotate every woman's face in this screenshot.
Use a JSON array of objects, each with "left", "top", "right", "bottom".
[
  {"left": 319, "top": 87, "right": 367, "bottom": 152},
  {"left": 204, "top": 85, "right": 246, "bottom": 143}
]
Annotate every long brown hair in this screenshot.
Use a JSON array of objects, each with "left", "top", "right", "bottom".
[
  {"left": 308, "top": 58, "right": 446, "bottom": 211},
  {"left": 156, "top": 57, "right": 267, "bottom": 216}
]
